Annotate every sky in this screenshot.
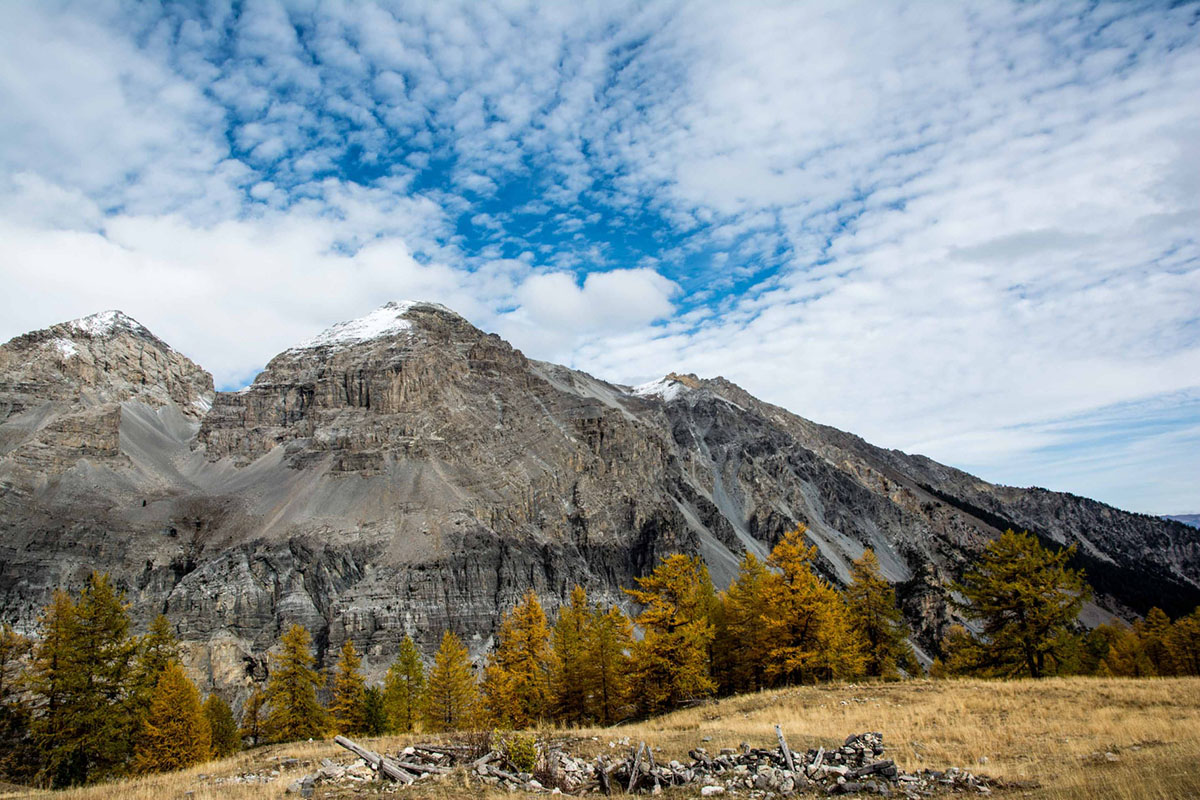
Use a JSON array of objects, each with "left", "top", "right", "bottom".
[{"left": 0, "top": 0, "right": 1197, "bottom": 515}]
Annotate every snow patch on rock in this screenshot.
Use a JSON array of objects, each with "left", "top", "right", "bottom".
[
  {"left": 290, "top": 301, "right": 452, "bottom": 350},
  {"left": 632, "top": 376, "right": 687, "bottom": 402},
  {"left": 67, "top": 310, "right": 146, "bottom": 338},
  {"left": 49, "top": 337, "right": 78, "bottom": 358}
]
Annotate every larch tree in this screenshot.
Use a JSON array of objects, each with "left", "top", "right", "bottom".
[
  {"left": 28, "top": 573, "right": 139, "bottom": 787},
  {"left": 488, "top": 590, "right": 552, "bottom": 727},
  {"left": 383, "top": 635, "right": 425, "bottom": 732},
  {"left": 762, "top": 527, "right": 863, "bottom": 684},
  {"left": 1169, "top": 609, "right": 1200, "bottom": 675},
  {"left": 550, "top": 585, "right": 591, "bottom": 725},
  {"left": 133, "top": 661, "right": 211, "bottom": 774},
  {"left": 625, "top": 554, "right": 716, "bottom": 715},
  {"left": 263, "top": 624, "right": 327, "bottom": 743},
  {"left": 131, "top": 615, "right": 179, "bottom": 730},
  {"left": 585, "top": 604, "right": 633, "bottom": 724},
  {"left": 718, "top": 552, "right": 773, "bottom": 693},
  {"left": 480, "top": 658, "right": 519, "bottom": 729},
  {"left": 239, "top": 689, "right": 267, "bottom": 748},
  {"left": 845, "top": 549, "right": 912, "bottom": 678},
  {"left": 203, "top": 694, "right": 240, "bottom": 758},
  {"left": 328, "top": 639, "right": 367, "bottom": 734},
  {"left": 955, "top": 530, "right": 1090, "bottom": 678},
  {"left": 0, "top": 624, "right": 33, "bottom": 783},
  {"left": 422, "top": 631, "right": 478, "bottom": 732},
  {"left": 1141, "top": 607, "right": 1176, "bottom": 675}
]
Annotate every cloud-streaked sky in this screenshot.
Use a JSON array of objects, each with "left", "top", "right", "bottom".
[{"left": 1, "top": 1, "right": 1197, "bottom": 514}]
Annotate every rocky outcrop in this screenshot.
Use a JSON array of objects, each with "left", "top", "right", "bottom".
[{"left": 0, "top": 302, "right": 1195, "bottom": 702}]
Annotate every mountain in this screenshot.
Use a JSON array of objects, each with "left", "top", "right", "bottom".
[
  {"left": 1, "top": 302, "right": 1197, "bottom": 700},
  {"left": 1166, "top": 515, "right": 1200, "bottom": 529}
]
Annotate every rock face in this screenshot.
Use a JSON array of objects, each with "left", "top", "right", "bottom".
[{"left": 1, "top": 302, "right": 1196, "bottom": 700}]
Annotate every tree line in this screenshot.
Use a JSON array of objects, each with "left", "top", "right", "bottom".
[{"left": 1, "top": 526, "right": 1198, "bottom": 787}]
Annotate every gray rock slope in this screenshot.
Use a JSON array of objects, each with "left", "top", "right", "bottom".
[{"left": 1, "top": 302, "right": 1196, "bottom": 698}]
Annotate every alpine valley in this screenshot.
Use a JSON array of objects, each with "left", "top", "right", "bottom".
[{"left": 1, "top": 302, "right": 1196, "bottom": 700}]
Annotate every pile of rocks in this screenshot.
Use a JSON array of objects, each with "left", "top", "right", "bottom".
[{"left": 307, "top": 729, "right": 990, "bottom": 797}]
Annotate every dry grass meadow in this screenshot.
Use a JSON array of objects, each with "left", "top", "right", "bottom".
[{"left": 3, "top": 676, "right": 1196, "bottom": 799}]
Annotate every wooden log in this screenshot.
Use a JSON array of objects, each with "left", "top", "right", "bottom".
[
  {"left": 394, "top": 760, "right": 452, "bottom": 775},
  {"left": 595, "top": 757, "right": 611, "bottom": 796},
  {"left": 334, "top": 735, "right": 415, "bottom": 784},
  {"left": 775, "top": 725, "right": 796, "bottom": 773},
  {"left": 628, "top": 742, "right": 645, "bottom": 793}
]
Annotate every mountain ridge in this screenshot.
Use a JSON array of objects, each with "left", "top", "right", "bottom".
[{"left": 1, "top": 302, "right": 1196, "bottom": 700}]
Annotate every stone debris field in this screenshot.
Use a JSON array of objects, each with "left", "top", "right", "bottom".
[{"left": 280, "top": 728, "right": 991, "bottom": 797}]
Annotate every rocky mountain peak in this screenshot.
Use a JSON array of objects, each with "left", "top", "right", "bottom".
[
  {"left": 288, "top": 301, "right": 464, "bottom": 351},
  {"left": 0, "top": 310, "right": 214, "bottom": 424},
  {"left": 64, "top": 309, "right": 151, "bottom": 340}
]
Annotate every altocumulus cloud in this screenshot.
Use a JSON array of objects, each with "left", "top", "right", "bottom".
[{"left": 0, "top": 0, "right": 1196, "bottom": 513}]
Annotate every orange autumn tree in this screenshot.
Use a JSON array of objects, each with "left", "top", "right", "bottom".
[
  {"left": 625, "top": 554, "right": 715, "bottom": 715},
  {"left": 482, "top": 591, "right": 552, "bottom": 728},
  {"left": 133, "top": 661, "right": 211, "bottom": 774},
  {"left": 762, "top": 526, "right": 864, "bottom": 684}
]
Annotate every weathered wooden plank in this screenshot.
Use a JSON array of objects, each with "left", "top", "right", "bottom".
[
  {"left": 775, "top": 724, "right": 796, "bottom": 773},
  {"left": 334, "top": 735, "right": 416, "bottom": 784}
]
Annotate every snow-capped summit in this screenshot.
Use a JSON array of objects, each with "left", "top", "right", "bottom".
[
  {"left": 631, "top": 375, "right": 689, "bottom": 402},
  {"left": 290, "top": 301, "right": 456, "bottom": 350},
  {"left": 66, "top": 310, "right": 148, "bottom": 338}
]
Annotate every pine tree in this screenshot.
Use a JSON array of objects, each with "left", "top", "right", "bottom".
[
  {"left": 585, "top": 605, "right": 633, "bottom": 724},
  {"left": 239, "top": 688, "right": 266, "bottom": 748},
  {"left": 845, "top": 549, "right": 912, "bottom": 678},
  {"left": 761, "top": 527, "right": 863, "bottom": 684},
  {"left": 551, "top": 585, "right": 591, "bottom": 725},
  {"left": 263, "top": 625, "right": 327, "bottom": 743},
  {"left": 362, "top": 687, "right": 388, "bottom": 736},
  {"left": 383, "top": 635, "right": 425, "bottom": 733},
  {"left": 422, "top": 631, "right": 478, "bottom": 732},
  {"left": 488, "top": 590, "right": 552, "bottom": 727},
  {"left": 27, "top": 573, "right": 139, "bottom": 786},
  {"left": 204, "top": 694, "right": 240, "bottom": 758},
  {"left": 133, "top": 661, "right": 211, "bottom": 774},
  {"left": 625, "top": 554, "right": 716, "bottom": 715},
  {"left": 328, "top": 639, "right": 367, "bottom": 734},
  {"left": 718, "top": 552, "right": 773, "bottom": 693},
  {"left": 955, "top": 530, "right": 1090, "bottom": 678}
]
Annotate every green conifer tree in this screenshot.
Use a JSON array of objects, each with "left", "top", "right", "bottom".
[
  {"left": 263, "top": 625, "right": 327, "bottom": 743},
  {"left": 133, "top": 661, "right": 211, "bottom": 774},
  {"left": 383, "top": 635, "right": 425, "bottom": 732},
  {"left": 203, "top": 694, "right": 240, "bottom": 758},
  {"left": 954, "top": 530, "right": 1090, "bottom": 678},
  {"left": 845, "top": 549, "right": 913, "bottom": 678},
  {"left": 362, "top": 686, "right": 388, "bottom": 736},
  {"left": 239, "top": 688, "right": 266, "bottom": 748}
]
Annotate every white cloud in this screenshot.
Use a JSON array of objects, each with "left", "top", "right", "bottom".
[{"left": 0, "top": 0, "right": 1196, "bottom": 512}]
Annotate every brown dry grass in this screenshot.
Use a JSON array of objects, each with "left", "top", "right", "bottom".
[{"left": 3, "top": 677, "right": 1196, "bottom": 799}]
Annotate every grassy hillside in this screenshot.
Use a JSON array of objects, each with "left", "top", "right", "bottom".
[{"left": 4, "top": 677, "right": 1197, "bottom": 799}]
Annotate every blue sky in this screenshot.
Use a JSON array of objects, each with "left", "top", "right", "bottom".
[{"left": 0, "top": 0, "right": 1197, "bottom": 514}]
